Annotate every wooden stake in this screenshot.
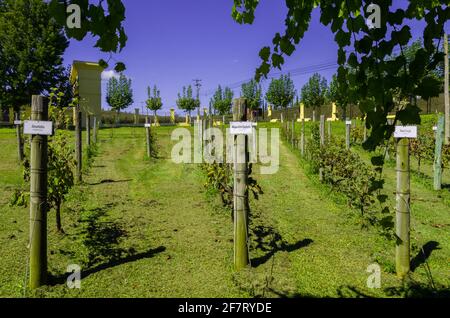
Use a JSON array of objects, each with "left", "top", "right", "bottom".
[
  {"left": 29, "top": 95, "right": 48, "bottom": 289},
  {"left": 395, "top": 136, "right": 411, "bottom": 279},
  {"left": 320, "top": 115, "right": 325, "bottom": 146},
  {"left": 75, "top": 108, "right": 82, "bottom": 183},
  {"left": 93, "top": 117, "right": 98, "bottom": 144},
  {"left": 145, "top": 116, "right": 151, "bottom": 158},
  {"left": 300, "top": 119, "right": 305, "bottom": 156},
  {"left": 434, "top": 115, "right": 445, "bottom": 190},
  {"left": 233, "top": 98, "right": 249, "bottom": 270},
  {"left": 86, "top": 114, "right": 91, "bottom": 147},
  {"left": 444, "top": 33, "right": 449, "bottom": 144},
  {"left": 345, "top": 118, "right": 351, "bottom": 150},
  {"left": 15, "top": 111, "right": 24, "bottom": 162}
]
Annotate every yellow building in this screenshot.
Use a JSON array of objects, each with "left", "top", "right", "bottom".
[{"left": 70, "top": 60, "right": 104, "bottom": 126}]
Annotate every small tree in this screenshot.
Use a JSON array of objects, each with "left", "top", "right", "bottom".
[
  {"left": 265, "top": 74, "right": 296, "bottom": 119},
  {"left": 210, "top": 85, "right": 234, "bottom": 115},
  {"left": 176, "top": 85, "right": 198, "bottom": 121},
  {"left": 106, "top": 73, "right": 134, "bottom": 125},
  {"left": 146, "top": 85, "right": 163, "bottom": 124},
  {"left": 241, "top": 80, "right": 262, "bottom": 120},
  {"left": 328, "top": 73, "right": 351, "bottom": 120},
  {"left": 301, "top": 73, "right": 328, "bottom": 121}
]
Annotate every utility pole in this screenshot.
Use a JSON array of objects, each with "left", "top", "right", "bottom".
[
  {"left": 193, "top": 79, "right": 202, "bottom": 120},
  {"left": 444, "top": 33, "right": 449, "bottom": 144}
]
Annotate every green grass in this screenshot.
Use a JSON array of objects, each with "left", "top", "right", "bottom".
[{"left": 0, "top": 122, "right": 449, "bottom": 298}]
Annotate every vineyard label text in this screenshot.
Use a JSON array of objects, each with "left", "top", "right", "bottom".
[
  {"left": 23, "top": 120, "right": 53, "bottom": 136},
  {"left": 394, "top": 126, "right": 417, "bottom": 138},
  {"left": 230, "top": 122, "right": 254, "bottom": 135}
]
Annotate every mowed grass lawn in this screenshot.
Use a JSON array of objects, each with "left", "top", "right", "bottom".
[{"left": 0, "top": 123, "right": 449, "bottom": 298}]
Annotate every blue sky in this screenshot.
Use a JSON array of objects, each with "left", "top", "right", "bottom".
[{"left": 62, "top": 0, "right": 449, "bottom": 116}]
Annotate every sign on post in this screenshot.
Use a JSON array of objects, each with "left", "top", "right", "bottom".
[
  {"left": 230, "top": 122, "right": 255, "bottom": 135},
  {"left": 394, "top": 126, "right": 417, "bottom": 139},
  {"left": 14, "top": 120, "right": 23, "bottom": 125},
  {"left": 23, "top": 120, "right": 53, "bottom": 136},
  {"left": 144, "top": 123, "right": 151, "bottom": 128}
]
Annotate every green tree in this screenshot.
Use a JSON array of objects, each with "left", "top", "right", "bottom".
[
  {"left": 265, "top": 74, "right": 296, "bottom": 118},
  {"left": 301, "top": 73, "right": 328, "bottom": 121},
  {"left": 241, "top": 80, "right": 262, "bottom": 120},
  {"left": 210, "top": 85, "right": 234, "bottom": 115},
  {"left": 106, "top": 74, "right": 134, "bottom": 122},
  {"left": 232, "top": 0, "right": 448, "bottom": 150},
  {"left": 146, "top": 85, "right": 163, "bottom": 124},
  {"left": 328, "top": 73, "right": 351, "bottom": 120},
  {"left": 0, "top": 0, "right": 69, "bottom": 120},
  {"left": 176, "top": 85, "right": 199, "bottom": 120}
]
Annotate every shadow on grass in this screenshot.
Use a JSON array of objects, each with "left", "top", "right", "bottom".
[
  {"left": 249, "top": 221, "right": 313, "bottom": 267},
  {"left": 87, "top": 179, "right": 133, "bottom": 186},
  {"left": 49, "top": 203, "right": 166, "bottom": 286},
  {"left": 410, "top": 241, "right": 440, "bottom": 272}
]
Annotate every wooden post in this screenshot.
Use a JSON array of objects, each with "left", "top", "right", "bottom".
[
  {"left": 444, "top": 33, "right": 449, "bottom": 144},
  {"left": 320, "top": 115, "right": 325, "bottom": 146},
  {"left": 327, "top": 120, "right": 331, "bottom": 140},
  {"left": 75, "top": 108, "right": 82, "bottom": 183},
  {"left": 15, "top": 111, "right": 24, "bottom": 162},
  {"left": 29, "top": 95, "right": 48, "bottom": 289},
  {"left": 345, "top": 118, "right": 351, "bottom": 150},
  {"left": 395, "top": 135, "right": 411, "bottom": 279},
  {"left": 434, "top": 115, "right": 445, "bottom": 190},
  {"left": 145, "top": 116, "right": 151, "bottom": 158},
  {"left": 363, "top": 119, "right": 367, "bottom": 143},
  {"left": 312, "top": 109, "right": 316, "bottom": 122},
  {"left": 300, "top": 119, "right": 305, "bottom": 156},
  {"left": 93, "top": 117, "right": 98, "bottom": 144},
  {"left": 291, "top": 120, "right": 295, "bottom": 146},
  {"left": 233, "top": 98, "right": 249, "bottom": 270},
  {"left": 86, "top": 114, "right": 91, "bottom": 147}
]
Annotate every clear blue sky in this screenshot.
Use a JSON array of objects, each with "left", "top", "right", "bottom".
[{"left": 62, "top": 0, "right": 449, "bottom": 116}]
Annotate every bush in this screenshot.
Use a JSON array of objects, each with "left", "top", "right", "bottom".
[{"left": 306, "top": 124, "right": 394, "bottom": 238}]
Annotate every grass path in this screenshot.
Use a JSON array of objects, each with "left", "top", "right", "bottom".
[{"left": 0, "top": 126, "right": 448, "bottom": 297}]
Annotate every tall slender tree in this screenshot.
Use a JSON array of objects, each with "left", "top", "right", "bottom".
[
  {"left": 210, "top": 85, "right": 234, "bottom": 115},
  {"left": 176, "top": 85, "right": 199, "bottom": 121},
  {"left": 265, "top": 74, "right": 296, "bottom": 118},
  {"left": 241, "top": 80, "right": 262, "bottom": 120},
  {"left": 301, "top": 73, "right": 328, "bottom": 121},
  {"left": 106, "top": 74, "right": 134, "bottom": 126},
  {"left": 146, "top": 85, "right": 163, "bottom": 124}
]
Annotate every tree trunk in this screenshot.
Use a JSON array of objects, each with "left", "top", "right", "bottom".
[{"left": 56, "top": 201, "right": 64, "bottom": 234}]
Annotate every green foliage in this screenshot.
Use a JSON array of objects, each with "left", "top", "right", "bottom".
[
  {"left": 210, "top": 85, "right": 234, "bottom": 115},
  {"left": 0, "top": 0, "right": 69, "bottom": 110},
  {"left": 241, "top": 80, "right": 262, "bottom": 110},
  {"left": 265, "top": 74, "right": 296, "bottom": 110},
  {"left": 306, "top": 124, "right": 393, "bottom": 239},
  {"left": 106, "top": 74, "right": 134, "bottom": 114},
  {"left": 176, "top": 85, "right": 199, "bottom": 116},
  {"left": 48, "top": 0, "right": 127, "bottom": 72},
  {"left": 145, "top": 85, "right": 163, "bottom": 117},
  {"left": 328, "top": 72, "right": 353, "bottom": 118},
  {"left": 232, "top": 1, "right": 449, "bottom": 150},
  {"left": 301, "top": 73, "right": 328, "bottom": 110}
]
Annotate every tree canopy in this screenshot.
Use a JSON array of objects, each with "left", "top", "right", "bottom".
[
  {"left": 106, "top": 74, "right": 134, "bottom": 113},
  {"left": 265, "top": 74, "right": 296, "bottom": 110},
  {"left": 301, "top": 73, "right": 328, "bottom": 110},
  {"left": 0, "top": 0, "right": 69, "bottom": 111},
  {"left": 146, "top": 85, "right": 163, "bottom": 115},
  {"left": 232, "top": 0, "right": 449, "bottom": 150},
  {"left": 176, "top": 85, "right": 199, "bottom": 116},
  {"left": 210, "top": 85, "right": 234, "bottom": 115},
  {"left": 241, "top": 80, "right": 262, "bottom": 110}
]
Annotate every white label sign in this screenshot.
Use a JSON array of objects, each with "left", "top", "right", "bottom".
[
  {"left": 144, "top": 124, "right": 151, "bottom": 128},
  {"left": 230, "top": 122, "right": 253, "bottom": 135},
  {"left": 433, "top": 126, "right": 437, "bottom": 131},
  {"left": 346, "top": 120, "right": 352, "bottom": 125},
  {"left": 23, "top": 120, "right": 53, "bottom": 136},
  {"left": 394, "top": 126, "right": 417, "bottom": 138},
  {"left": 14, "top": 120, "right": 22, "bottom": 125}
]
